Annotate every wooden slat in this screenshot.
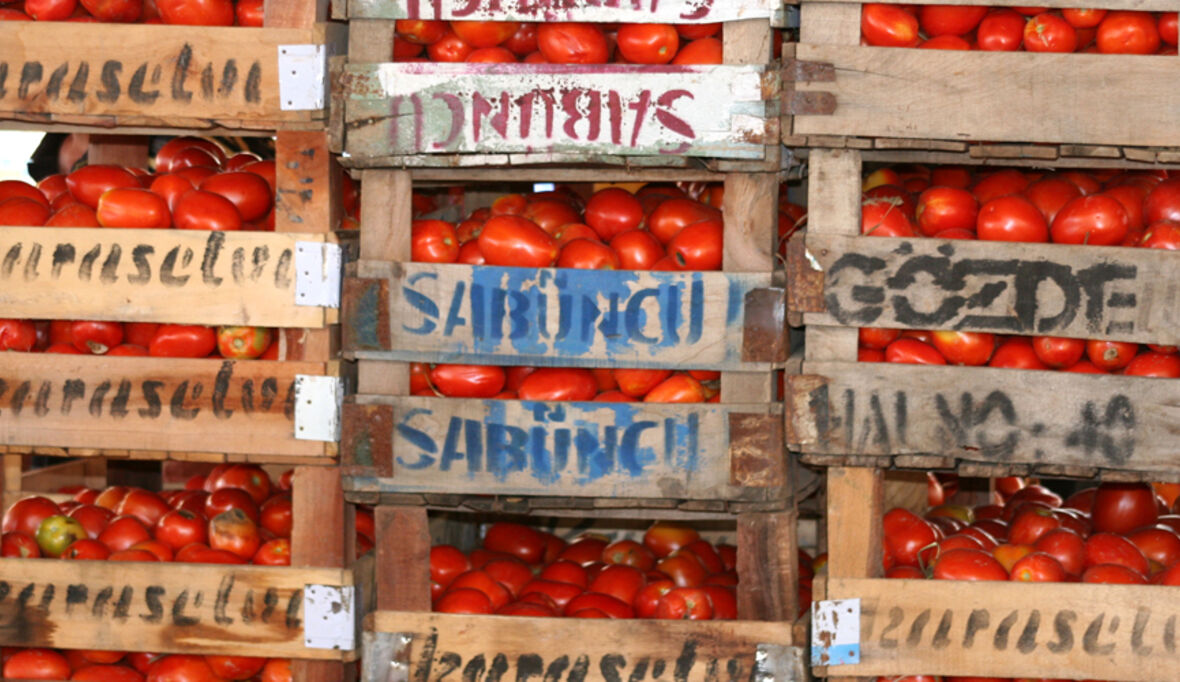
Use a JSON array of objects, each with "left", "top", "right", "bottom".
[
  {"left": 789, "top": 361, "right": 1180, "bottom": 475},
  {"left": 816, "top": 577, "right": 1180, "bottom": 681},
  {"left": 807, "top": 0, "right": 1175, "bottom": 7},
  {"left": 342, "top": 394, "right": 786, "bottom": 503},
  {"left": 0, "top": 227, "right": 332, "bottom": 327},
  {"left": 375, "top": 506, "right": 430, "bottom": 612},
  {"left": 343, "top": 64, "right": 769, "bottom": 160},
  {"left": 804, "top": 149, "right": 861, "bottom": 364},
  {"left": 823, "top": 467, "right": 882, "bottom": 682},
  {"left": 0, "top": 354, "right": 331, "bottom": 459},
  {"left": 0, "top": 558, "right": 355, "bottom": 659},
  {"left": 0, "top": 24, "right": 332, "bottom": 125},
  {"left": 88, "top": 135, "right": 150, "bottom": 167},
  {"left": 801, "top": 233, "right": 1180, "bottom": 345},
  {"left": 344, "top": 263, "right": 775, "bottom": 370},
  {"left": 363, "top": 611, "right": 794, "bottom": 681},
  {"left": 348, "top": 0, "right": 777, "bottom": 21},
  {"left": 793, "top": 45, "right": 1180, "bottom": 147},
  {"left": 737, "top": 511, "right": 798, "bottom": 622}
]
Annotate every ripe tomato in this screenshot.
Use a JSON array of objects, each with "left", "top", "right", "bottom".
[
  {"left": 655, "top": 587, "right": 713, "bottom": 620},
  {"left": 557, "top": 239, "right": 620, "bottom": 270},
  {"left": 1009, "top": 552, "right": 1066, "bottom": 582},
  {"left": 173, "top": 190, "right": 242, "bottom": 230},
  {"left": 235, "top": 0, "right": 263, "bottom": 25},
  {"left": 1124, "top": 351, "right": 1180, "bottom": 378},
  {"left": 915, "top": 186, "right": 977, "bottom": 236},
  {"left": 148, "top": 174, "right": 194, "bottom": 211},
  {"left": 610, "top": 230, "right": 664, "bottom": 270},
  {"left": 612, "top": 368, "right": 672, "bottom": 398},
  {"left": 1160, "top": 12, "right": 1178, "bottom": 45},
  {"left": 885, "top": 337, "right": 946, "bottom": 365},
  {"left": 1085, "top": 339, "right": 1139, "bottom": 371},
  {"left": 918, "top": 4, "right": 987, "bottom": 36},
  {"left": 252, "top": 538, "right": 292, "bottom": 566},
  {"left": 449, "top": 569, "right": 512, "bottom": 608},
  {"left": 149, "top": 325, "right": 217, "bottom": 357},
  {"left": 450, "top": 20, "right": 520, "bottom": 47},
  {"left": 884, "top": 508, "right": 938, "bottom": 567},
  {"left": 976, "top": 195, "right": 1049, "bottom": 242},
  {"left": 1034, "top": 528, "right": 1084, "bottom": 576},
  {"left": 590, "top": 564, "right": 646, "bottom": 603},
  {"left": 205, "top": 487, "right": 261, "bottom": 523},
  {"left": 205, "top": 655, "right": 267, "bottom": 681},
  {"left": 861, "top": 194, "right": 915, "bottom": 237},
  {"left": 861, "top": 3, "right": 920, "bottom": 47},
  {"left": 1062, "top": 8, "right": 1106, "bottom": 28},
  {"left": 930, "top": 331, "right": 995, "bottom": 366},
  {"left": 3, "top": 649, "right": 72, "bottom": 680},
  {"left": 647, "top": 198, "right": 721, "bottom": 244},
  {"left": 1024, "top": 13, "right": 1078, "bottom": 52},
  {"left": 71, "top": 320, "right": 124, "bottom": 354},
  {"left": 147, "top": 656, "right": 224, "bottom": 682},
  {"left": 1083, "top": 563, "right": 1148, "bottom": 584},
  {"left": 644, "top": 522, "right": 699, "bottom": 558},
  {"left": 1007, "top": 506, "right": 1061, "bottom": 545},
  {"left": 199, "top": 172, "right": 272, "bottom": 222},
  {"left": 932, "top": 548, "right": 1008, "bottom": 580},
  {"left": 1031, "top": 336, "right": 1085, "bottom": 368},
  {"left": 564, "top": 592, "right": 634, "bottom": 619},
  {"left": 428, "top": 31, "right": 475, "bottom": 61},
  {"left": 436, "top": 588, "right": 494, "bottom": 614},
  {"left": 260, "top": 496, "right": 293, "bottom": 538},
  {"left": 976, "top": 8, "right": 1025, "bottom": 50},
  {"left": 643, "top": 374, "right": 707, "bottom": 402},
  {"left": 157, "top": 0, "right": 233, "bottom": 24},
  {"left": 1091, "top": 482, "right": 1159, "bottom": 534},
  {"left": 477, "top": 215, "right": 557, "bottom": 266},
  {"left": 617, "top": 23, "right": 680, "bottom": 64},
  {"left": 502, "top": 22, "right": 538, "bottom": 55},
  {"left": 1127, "top": 526, "right": 1180, "bottom": 571},
  {"left": 3, "top": 496, "right": 62, "bottom": 536},
  {"left": 67, "top": 504, "right": 114, "bottom": 539},
  {"left": 601, "top": 539, "right": 656, "bottom": 571},
  {"left": 517, "top": 368, "right": 598, "bottom": 401},
  {"left": 209, "top": 508, "right": 261, "bottom": 560},
  {"left": 0, "top": 319, "right": 36, "bottom": 351},
  {"left": 1023, "top": 176, "right": 1082, "bottom": 224},
  {"left": 989, "top": 336, "right": 1049, "bottom": 369},
  {"left": 483, "top": 522, "right": 546, "bottom": 564},
  {"left": 860, "top": 328, "right": 901, "bottom": 351},
  {"left": 665, "top": 219, "right": 721, "bottom": 271},
  {"left": 467, "top": 47, "right": 517, "bottom": 62},
  {"left": 585, "top": 188, "right": 643, "bottom": 240},
  {"left": 1, "top": 531, "right": 40, "bottom": 557},
  {"left": 396, "top": 19, "right": 447, "bottom": 44},
  {"left": 1140, "top": 220, "right": 1180, "bottom": 249},
  {"left": 45, "top": 203, "right": 100, "bottom": 227},
  {"left": 98, "top": 515, "right": 152, "bottom": 552},
  {"left": 1096, "top": 11, "right": 1160, "bottom": 54},
  {"left": 0, "top": 196, "right": 49, "bottom": 226},
  {"left": 1084, "top": 533, "right": 1149, "bottom": 576},
  {"left": 1050, "top": 194, "right": 1129, "bottom": 245},
  {"left": 66, "top": 165, "right": 140, "bottom": 207},
  {"left": 430, "top": 364, "right": 505, "bottom": 397},
  {"left": 537, "top": 22, "right": 608, "bottom": 63},
  {"left": 671, "top": 37, "right": 722, "bottom": 64},
  {"left": 96, "top": 188, "right": 170, "bottom": 228},
  {"left": 156, "top": 509, "right": 207, "bottom": 550},
  {"left": 116, "top": 488, "right": 171, "bottom": 527}
]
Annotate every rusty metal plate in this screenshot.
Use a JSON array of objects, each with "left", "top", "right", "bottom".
[
  {"left": 785, "top": 231, "right": 826, "bottom": 326},
  {"left": 729, "top": 413, "right": 786, "bottom": 488},
  {"left": 742, "top": 287, "right": 788, "bottom": 364},
  {"left": 342, "top": 277, "right": 391, "bottom": 353},
  {"left": 340, "top": 400, "right": 394, "bottom": 477}
]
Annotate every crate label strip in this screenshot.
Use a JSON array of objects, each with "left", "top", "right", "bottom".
[
  {"left": 803, "top": 234, "right": 1180, "bottom": 345},
  {"left": 345, "top": 64, "right": 767, "bottom": 160},
  {"left": 356, "top": 264, "right": 771, "bottom": 369},
  {"left": 349, "top": 0, "right": 776, "bottom": 22},
  {"left": 0, "top": 228, "right": 329, "bottom": 327}
]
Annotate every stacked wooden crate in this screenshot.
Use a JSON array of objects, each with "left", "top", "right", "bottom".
[
  {"left": 332, "top": 2, "right": 811, "bottom": 678},
  {"left": 0, "top": 7, "right": 365, "bottom": 681},
  {"left": 784, "top": 2, "right": 1180, "bottom": 681}
]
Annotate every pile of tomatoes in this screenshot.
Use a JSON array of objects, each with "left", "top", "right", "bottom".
[
  {"left": 861, "top": 5, "right": 1178, "bottom": 54},
  {"left": 2, "top": 649, "right": 293, "bottom": 682},
  {"left": 0, "top": 318, "right": 276, "bottom": 358},
  {"left": 393, "top": 20, "right": 724, "bottom": 64},
  {"left": 414, "top": 364, "right": 721, "bottom": 403},
  {"left": 871, "top": 478, "right": 1180, "bottom": 682},
  {"left": 0, "top": 0, "right": 266, "bottom": 26},
  {"left": 413, "top": 184, "right": 726, "bottom": 271},
  {"left": 432, "top": 520, "right": 745, "bottom": 619}
]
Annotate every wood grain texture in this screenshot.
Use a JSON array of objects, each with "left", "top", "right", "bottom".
[
  {"left": 263, "top": 0, "right": 326, "bottom": 29},
  {"left": 794, "top": 44, "right": 1180, "bottom": 147},
  {"left": 347, "top": 0, "right": 777, "bottom": 21},
  {"left": 375, "top": 506, "right": 430, "bottom": 611},
  {"left": 817, "top": 577, "right": 1180, "bottom": 681},
  {"left": 804, "top": 149, "right": 861, "bottom": 364},
  {"left": 802, "top": 233, "right": 1180, "bottom": 345},
  {"left": 276, "top": 131, "right": 339, "bottom": 234},
  {"left": 737, "top": 511, "right": 798, "bottom": 622},
  {"left": 806, "top": 0, "right": 1175, "bottom": 8},
  {"left": 826, "top": 467, "right": 882, "bottom": 581},
  {"left": 799, "top": 2, "right": 860, "bottom": 45},
  {"left": 0, "top": 354, "right": 331, "bottom": 458},
  {"left": 0, "top": 227, "right": 332, "bottom": 327},
  {"left": 88, "top": 136, "right": 150, "bottom": 167}
]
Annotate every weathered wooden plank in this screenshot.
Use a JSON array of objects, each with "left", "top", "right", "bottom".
[
  {"left": 815, "top": 577, "right": 1180, "bottom": 681},
  {"left": 801, "top": 234, "right": 1180, "bottom": 345},
  {"left": 363, "top": 612, "right": 796, "bottom": 682},
  {"left": 806, "top": 0, "right": 1175, "bottom": 7},
  {"left": 0, "top": 227, "right": 333, "bottom": 328},
  {"left": 0, "top": 558, "right": 355, "bottom": 658},
  {"left": 348, "top": 0, "right": 777, "bottom": 21},
  {"left": 344, "top": 64, "right": 769, "bottom": 160},
  {"left": 0, "top": 354, "right": 332, "bottom": 459},
  {"left": 788, "top": 361, "right": 1180, "bottom": 474},
  {"left": 0, "top": 24, "right": 333, "bottom": 124},
  {"left": 342, "top": 394, "right": 785, "bottom": 502},
  {"left": 343, "top": 263, "right": 776, "bottom": 370},
  {"left": 793, "top": 45, "right": 1180, "bottom": 147}
]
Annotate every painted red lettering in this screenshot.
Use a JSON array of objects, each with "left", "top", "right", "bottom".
[
  {"left": 607, "top": 90, "right": 624, "bottom": 145},
  {"left": 518, "top": 89, "right": 557, "bottom": 140},
  {"left": 680, "top": 0, "right": 715, "bottom": 20},
  {"left": 655, "top": 89, "right": 695, "bottom": 138},
  {"left": 432, "top": 92, "right": 464, "bottom": 149},
  {"left": 561, "top": 89, "right": 601, "bottom": 142},
  {"left": 472, "top": 90, "right": 510, "bottom": 142},
  {"left": 390, "top": 94, "right": 425, "bottom": 152},
  {"left": 628, "top": 89, "right": 652, "bottom": 147},
  {"left": 450, "top": 0, "right": 482, "bottom": 17}
]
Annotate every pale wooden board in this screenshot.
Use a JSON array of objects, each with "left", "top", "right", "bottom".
[
  {"left": 344, "top": 63, "right": 769, "bottom": 160},
  {"left": 344, "top": 394, "right": 782, "bottom": 500},
  {"left": 349, "top": 0, "right": 777, "bottom": 21},
  {"left": 0, "top": 354, "right": 331, "bottom": 458},
  {"left": 364, "top": 611, "right": 793, "bottom": 682},
  {"left": 0, "top": 227, "right": 332, "bottom": 328},
  {"left": 793, "top": 45, "right": 1180, "bottom": 147},
  {"left": 788, "top": 361, "right": 1180, "bottom": 474},
  {"left": 806, "top": 0, "right": 1175, "bottom": 7},
  {"left": 0, "top": 558, "right": 354, "bottom": 659},
  {"left": 815, "top": 577, "right": 1180, "bottom": 681},
  {"left": 351, "top": 262, "right": 773, "bottom": 370},
  {"left": 0, "top": 23, "right": 334, "bottom": 123},
  {"left": 801, "top": 234, "right": 1180, "bottom": 345}
]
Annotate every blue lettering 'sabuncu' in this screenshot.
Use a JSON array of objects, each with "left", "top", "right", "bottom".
[
  {"left": 401, "top": 266, "right": 712, "bottom": 360},
  {"left": 393, "top": 400, "right": 703, "bottom": 487}
]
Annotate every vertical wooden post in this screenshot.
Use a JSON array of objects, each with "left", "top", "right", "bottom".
[
  {"left": 826, "top": 467, "right": 882, "bottom": 682},
  {"left": 737, "top": 511, "right": 799, "bottom": 622},
  {"left": 805, "top": 149, "right": 861, "bottom": 362},
  {"left": 375, "top": 506, "right": 431, "bottom": 611},
  {"left": 263, "top": 0, "right": 324, "bottom": 29},
  {"left": 88, "top": 135, "right": 150, "bottom": 168}
]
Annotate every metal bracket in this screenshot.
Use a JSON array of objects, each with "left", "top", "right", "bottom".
[
  {"left": 753, "top": 643, "right": 808, "bottom": 681},
  {"left": 279, "top": 44, "right": 327, "bottom": 111},
  {"left": 811, "top": 598, "right": 861, "bottom": 667},
  {"left": 364, "top": 631, "right": 413, "bottom": 682},
  {"left": 294, "top": 375, "right": 344, "bottom": 442},
  {"left": 295, "top": 242, "right": 343, "bottom": 308},
  {"left": 742, "top": 287, "right": 788, "bottom": 365},
  {"left": 303, "top": 584, "right": 357, "bottom": 650}
]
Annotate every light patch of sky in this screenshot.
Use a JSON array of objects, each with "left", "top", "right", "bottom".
[{"left": 0, "top": 131, "right": 46, "bottom": 183}]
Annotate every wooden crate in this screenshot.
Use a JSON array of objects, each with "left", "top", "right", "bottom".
[
  {"left": 785, "top": 1, "right": 1180, "bottom": 150},
  {"left": 783, "top": 148, "right": 1180, "bottom": 480},
  {"left": 337, "top": 167, "right": 798, "bottom": 509},
  {"left": 358, "top": 506, "right": 805, "bottom": 682},
  {"left": 339, "top": 12, "right": 780, "bottom": 169},
  {"left": 0, "top": 21, "right": 344, "bottom": 133}
]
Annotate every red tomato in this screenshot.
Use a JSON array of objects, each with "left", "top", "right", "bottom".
[
  {"left": 1050, "top": 194, "right": 1129, "bottom": 245},
  {"left": 67, "top": 504, "right": 114, "bottom": 539},
  {"left": 45, "top": 203, "right": 100, "bottom": 227},
  {"left": 234, "top": 0, "right": 262, "bottom": 25},
  {"left": 149, "top": 324, "right": 217, "bottom": 357},
  {"left": 155, "top": 138, "right": 225, "bottom": 171},
  {"left": 1007, "top": 506, "right": 1061, "bottom": 545},
  {"left": 156, "top": 0, "right": 232, "bottom": 24},
  {"left": 1160, "top": 12, "right": 1178, "bottom": 45},
  {"left": 4, "top": 649, "right": 72, "bottom": 680},
  {"left": 430, "top": 364, "right": 506, "bottom": 398},
  {"left": 861, "top": 3, "right": 920, "bottom": 46},
  {"left": 1127, "top": 526, "right": 1180, "bottom": 572},
  {"left": 98, "top": 515, "right": 152, "bottom": 552},
  {"left": 1084, "top": 532, "right": 1149, "bottom": 576},
  {"left": 557, "top": 239, "right": 620, "bottom": 270},
  {"left": 71, "top": 320, "right": 124, "bottom": 354},
  {"left": 148, "top": 174, "right": 194, "bottom": 211},
  {"left": 564, "top": 591, "right": 634, "bottom": 619},
  {"left": 1024, "top": 13, "right": 1078, "bottom": 52},
  {"left": 885, "top": 337, "right": 946, "bottom": 365},
  {"left": 671, "top": 37, "right": 722, "bottom": 64},
  {"left": 989, "top": 337, "right": 1049, "bottom": 370},
  {"left": 589, "top": 564, "right": 646, "bottom": 603},
  {"left": 601, "top": 539, "right": 656, "bottom": 571},
  {"left": 655, "top": 587, "right": 713, "bottom": 620},
  {"left": 96, "top": 188, "right": 170, "bottom": 228},
  {"left": 430, "top": 545, "right": 471, "bottom": 593},
  {"left": 209, "top": 508, "right": 261, "bottom": 560},
  {"left": 643, "top": 374, "right": 707, "bottom": 402},
  {"left": 643, "top": 522, "right": 699, "bottom": 558},
  {"left": 1091, "top": 482, "right": 1159, "bottom": 534},
  {"left": 1140, "top": 220, "right": 1180, "bottom": 249},
  {"left": 1085, "top": 339, "right": 1139, "bottom": 371},
  {"left": 932, "top": 548, "right": 1009, "bottom": 580},
  {"left": 146, "top": 656, "right": 224, "bottom": 682},
  {"left": 3, "top": 496, "right": 62, "bottom": 536},
  {"left": 861, "top": 194, "right": 916, "bottom": 237},
  {"left": 616, "top": 23, "right": 680, "bottom": 64},
  {"left": 502, "top": 22, "right": 538, "bottom": 55},
  {"left": 610, "top": 230, "right": 664, "bottom": 270},
  {"left": 1031, "top": 336, "right": 1085, "bottom": 369},
  {"left": 173, "top": 190, "right": 242, "bottom": 230},
  {"left": 1033, "top": 528, "right": 1084, "bottom": 576},
  {"left": 972, "top": 169, "right": 1030, "bottom": 203},
  {"left": 584, "top": 188, "right": 643, "bottom": 240},
  {"left": 1125, "top": 351, "right": 1180, "bottom": 378},
  {"left": 260, "top": 496, "right": 293, "bottom": 538},
  {"left": 199, "top": 172, "right": 272, "bottom": 222},
  {"left": 915, "top": 186, "right": 977, "bottom": 236},
  {"left": 559, "top": 536, "right": 609, "bottom": 565},
  {"left": 632, "top": 579, "right": 675, "bottom": 618},
  {"left": 205, "top": 488, "right": 260, "bottom": 524},
  {"left": 1023, "top": 176, "right": 1082, "bottom": 224},
  {"left": 436, "top": 588, "right": 493, "bottom": 614},
  {"left": 450, "top": 20, "right": 520, "bottom": 47},
  {"left": 667, "top": 219, "right": 722, "bottom": 270},
  {"left": 155, "top": 509, "right": 207, "bottom": 550},
  {"left": 205, "top": 656, "right": 266, "bottom": 681},
  {"left": 536, "top": 22, "right": 609, "bottom": 64},
  {"left": 977, "top": 195, "right": 1049, "bottom": 242},
  {"left": 1009, "top": 552, "right": 1066, "bottom": 582},
  {"left": 66, "top": 166, "right": 141, "bottom": 208},
  {"left": 612, "top": 368, "right": 672, "bottom": 398},
  {"left": 428, "top": 31, "right": 475, "bottom": 61},
  {"left": 930, "top": 331, "right": 995, "bottom": 366},
  {"left": 116, "top": 488, "right": 171, "bottom": 527},
  {"left": 1096, "top": 11, "right": 1160, "bottom": 54},
  {"left": 517, "top": 368, "right": 598, "bottom": 401},
  {"left": 1062, "top": 8, "right": 1105, "bottom": 28},
  {"left": 918, "top": 4, "right": 987, "bottom": 36},
  {"left": 483, "top": 522, "right": 546, "bottom": 564},
  {"left": 449, "top": 569, "right": 512, "bottom": 609},
  {"left": 884, "top": 508, "right": 938, "bottom": 567},
  {"left": 411, "top": 220, "right": 460, "bottom": 263},
  {"left": 396, "top": 19, "right": 447, "bottom": 44},
  {"left": 0, "top": 319, "right": 36, "bottom": 351},
  {"left": 0, "top": 194, "right": 51, "bottom": 226},
  {"left": 519, "top": 579, "right": 582, "bottom": 609},
  {"left": 976, "top": 9, "right": 1027, "bottom": 50},
  {"left": 466, "top": 47, "right": 517, "bottom": 62},
  {"left": 647, "top": 198, "right": 721, "bottom": 244},
  {"left": 1083, "top": 563, "right": 1148, "bottom": 584},
  {"left": 539, "top": 560, "right": 589, "bottom": 587},
  {"left": 477, "top": 215, "right": 557, "bottom": 266}
]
